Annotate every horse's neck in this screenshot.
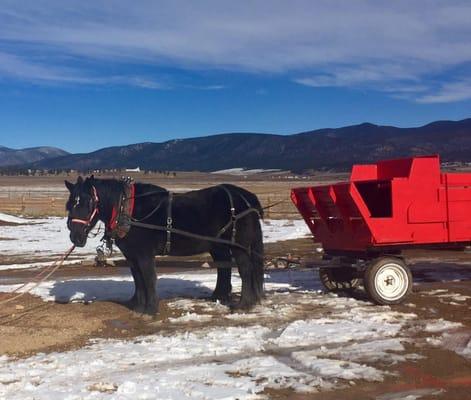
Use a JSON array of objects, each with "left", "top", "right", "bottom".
[
  {"left": 94, "top": 181, "right": 168, "bottom": 224},
  {"left": 94, "top": 180, "right": 122, "bottom": 225}
]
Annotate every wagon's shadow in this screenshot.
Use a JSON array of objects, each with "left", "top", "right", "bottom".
[
  {"left": 50, "top": 277, "right": 213, "bottom": 304},
  {"left": 411, "top": 261, "right": 471, "bottom": 283}
]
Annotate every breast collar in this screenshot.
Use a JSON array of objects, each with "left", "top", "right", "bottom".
[{"left": 107, "top": 182, "right": 135, "bottom": 239}]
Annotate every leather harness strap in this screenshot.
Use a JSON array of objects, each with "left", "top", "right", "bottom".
[
  {"left": 164, "top": 192, "right": 173, "bottom": 254},
  {"left": 105, "top": 183, "right": 260, "bottom": 258},
  {"left": 216, "top": 185, "right": 261, "bottom": 242}
]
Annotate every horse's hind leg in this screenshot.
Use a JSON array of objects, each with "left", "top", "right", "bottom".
[
  {"left": 250, "top": 221, "right": 265, "bottom": 301},
  {"left": 210, "top": 248, "right": 232, "bottom": 304},
  {"left": 232, "top": 249, "right": 259, "bottom": 311},
  {"left": 129, "top": 265, "right": 146, "bottom": 310}
]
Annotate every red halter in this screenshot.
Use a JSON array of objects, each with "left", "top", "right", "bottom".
[{"left": 70, "top": 186, "right": 100, "bottom": 227}]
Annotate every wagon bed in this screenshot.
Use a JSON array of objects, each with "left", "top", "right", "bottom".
[{"left": 291, "top": 155, "right": 471, "bottom": 304}]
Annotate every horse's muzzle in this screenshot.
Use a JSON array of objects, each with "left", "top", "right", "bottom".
[{"left": 70, "top": 231, "right": 87, "bottom": 248}]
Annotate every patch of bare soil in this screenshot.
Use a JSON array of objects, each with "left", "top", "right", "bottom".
[
  {"left": 0, "top": 221, "right": 19, "bottom": 227},
  {"left": 0, "top": 292, "right": 191, "bottom": 357}
]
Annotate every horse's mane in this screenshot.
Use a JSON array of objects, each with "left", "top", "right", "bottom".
[{"left": 88, "top": 177, "right": 167, "bottom": 200}]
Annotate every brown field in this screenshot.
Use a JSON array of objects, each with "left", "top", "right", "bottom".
[{"left": 0, "top": 171, "right": 347, "bottom": 218}]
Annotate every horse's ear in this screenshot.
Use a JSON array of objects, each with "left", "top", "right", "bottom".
[
  {"left": 77, "top": 176, "right": 83, "bottom": 185},
  {"left": 90, "top": 174, "right": 95, "bottom": 181},
  {"left": 64, "top": 180, "right": 74, "bottom": 192}
]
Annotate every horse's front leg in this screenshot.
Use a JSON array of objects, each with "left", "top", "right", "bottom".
[
  {"left": 129, "top": 265, "right": 146, "bottom": 312},
  {"left": 135, "top": 254, "right": 158, "bottom": 315},
  {"left": 120, "top": 248, "right": 146, "bottom": 313}
]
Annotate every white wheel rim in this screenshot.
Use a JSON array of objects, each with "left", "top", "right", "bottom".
[{"left": 374, "top": 263, "right": 409, "bottom": 301}]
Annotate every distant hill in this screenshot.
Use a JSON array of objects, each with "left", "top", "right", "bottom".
[
  {"left": 5, "top": 118, "right": 471, "bottom": 172},
  {"left": 0, "top": 146, "right": 69, "bottom": 167}
]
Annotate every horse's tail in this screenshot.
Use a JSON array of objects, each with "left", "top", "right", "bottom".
[
  {"left": 250, "top": 219, "right": 265, "bottom": 301},
  {"left": 247, "top": 191, "right": 264, "bottom": 220}
]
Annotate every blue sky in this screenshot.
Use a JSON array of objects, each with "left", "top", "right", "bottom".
[{"left": 0, "top": 0, "right": 470, "bottom": 153}]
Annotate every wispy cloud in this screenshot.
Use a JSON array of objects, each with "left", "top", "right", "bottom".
[
  {"left": 416, "top": 79, "right": 471, "bottom": 103},
  {"left": 0, "top": 1, "right": 470, "bottom": 101},
  {"left": 0, "top": 51, "right": 166, "bottom": 89}
]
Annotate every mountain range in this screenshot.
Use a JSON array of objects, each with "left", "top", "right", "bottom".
[
  {"left": 0, "top": 146, "right": 68, "bottom": 167},
  {"left": 2, "top": 118, "right": 471, "bottom": 172}
]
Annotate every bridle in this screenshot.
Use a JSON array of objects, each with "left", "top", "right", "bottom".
[{"left": 68, "top": 186, "right": 100, "bottom": 230}]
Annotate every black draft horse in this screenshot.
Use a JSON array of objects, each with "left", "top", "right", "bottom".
[{"left": 65, "top": 176, "right": 264, "bottom": 314}]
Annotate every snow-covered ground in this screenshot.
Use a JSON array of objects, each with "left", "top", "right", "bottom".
[
  {"left": 0, "top": 212, "right": 32, "bottom": 224},
  {"left": 0, "top": 215, "right": 311, "bottom": 270},
  {"left": 0, "top": 216, "right": 103, "bottom": 266},
  {"left": 1, "top": 213, "right": 469, "bottom": 399},
  {"left": 261, "top": 219, "right": 310, "bottom": 243},
  {"left": 0, "top": 269, "right": 468, "bottom": 399},
  {"left": 211, "top": 168, "right": 282, "bottom": 175}
]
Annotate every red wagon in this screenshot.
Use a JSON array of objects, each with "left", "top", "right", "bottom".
[{"left": 291, "top": 155, "right": 471, "bottom": 304}]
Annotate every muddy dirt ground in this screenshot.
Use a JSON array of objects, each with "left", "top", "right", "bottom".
[{"left": 0, "top": 238, "right": 470, "bottom": 399}]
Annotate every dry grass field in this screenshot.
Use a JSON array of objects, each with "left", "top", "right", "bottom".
[{"left": 0, "top": 171, "right": 347, "bottom": 218}]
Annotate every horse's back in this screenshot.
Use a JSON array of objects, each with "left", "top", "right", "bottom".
[{"left": 179, "top": 184, "right": 263, "bottom": 217}]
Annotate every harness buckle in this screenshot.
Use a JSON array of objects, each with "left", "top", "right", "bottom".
[{"left": 167, "top": 217, "right": 173, "bottom": 227}]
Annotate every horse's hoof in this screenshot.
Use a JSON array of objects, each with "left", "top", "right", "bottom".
[
  {"left": 210, "top": 293, "right": 232, "bottom": 305},
  {"left": 132, "top": 304, "right": 146, "bottom": 314},
  {"left": 126, "top": 298, "right": 137, "bottom": 308},
  {"left": 143, "top": 305, "right": 158, "bottom": 316},
  {"left": 230, "top": 301, "right": 253, "bottom": 313}
]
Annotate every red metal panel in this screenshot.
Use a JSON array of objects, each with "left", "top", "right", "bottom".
[
  {"left": 444, "top": 172, "right": 471, "bottom": 242},
  {"left": 291, "top": 154, "right": 471, "bottom": 253},
  {"left": 350, "top": 164, "right": 377, "bottom": 181}
]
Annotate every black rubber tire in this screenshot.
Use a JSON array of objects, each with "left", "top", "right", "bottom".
[
  {"left": 364, "top": 257, "right": 412, "bottom": 305},
  {"left": 319, "top": 267, "right": 360, "bottom": 291}
]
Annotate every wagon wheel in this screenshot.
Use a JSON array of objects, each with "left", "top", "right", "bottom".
[
  {"left": 319, "top": 267, "right": 360, "bottom": 292},
  {"left": 363, "top": 257, "right": 412, "bottom": 305}
]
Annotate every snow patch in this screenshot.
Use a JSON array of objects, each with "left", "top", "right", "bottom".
[
  {"left": 423, "top": 319, "right": 463, "bottom": 333},
  {"left": 261, "top": 219, "right": 311, "bottom": 243},
  {"left": 0, "top": 212, "right": 31, "bottom": 224},
  {"left": 376, "top": 388, "right": 444, "bottom": 400},
  {"left": 292, "top": 352, "right": 384, "bottom": 381},
  {"left": 272, "top": 314, "right": 404, "bottom": 348},
  {"left": 211, "top": 168, "right": 282, "bottom": 175}
]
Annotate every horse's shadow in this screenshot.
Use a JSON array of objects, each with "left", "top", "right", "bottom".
[
  {"left": 48, "top": 269, "right": 336, "bottom": 306},
  {"left": 264, "top": 269, "right": 323, "bottom": 292},
  {"left": 49, "top": 277, "right": 214, "bottom": 305}
]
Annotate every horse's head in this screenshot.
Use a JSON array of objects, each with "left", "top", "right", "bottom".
[{"left": 65, "top": 176, "right": 99, "bottom": 247}]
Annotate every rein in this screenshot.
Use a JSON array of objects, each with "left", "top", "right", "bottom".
[
  {"left": 0, "top": 245, "right": 76, "bottom": 307},
  {"left": 130, "top": 220, "right": 262, "bottom": 258}
]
